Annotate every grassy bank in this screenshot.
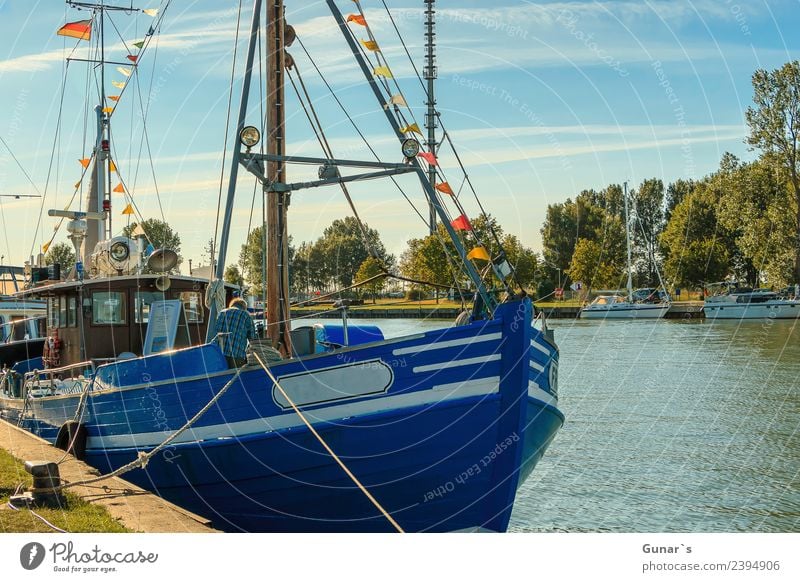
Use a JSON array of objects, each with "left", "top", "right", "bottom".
[{"left": 0, "top": 448, "right": 128, "bottom": 533}]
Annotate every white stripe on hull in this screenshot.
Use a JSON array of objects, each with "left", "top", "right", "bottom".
[
  {"left": 528, "top": 381, "right": 558, "bottom": 407},
  {"left": 704, "top": 302, "right": 800, "bottom": 320},
  {"left": 392, "top": 332, "right": 502, "bottom": 356},
  {"left": 87, "top": 377, "right": 501, "bottom": 450},
  {"left": 412, "top": 353, "right": 501, "bottom": 374}
]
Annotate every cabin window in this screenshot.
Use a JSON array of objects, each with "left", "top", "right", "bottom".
[
  {"left": 92, "top": 291, "right": 126, "bottom": 325},
  {"left": 11, "top": 317, "right": 27, "bottom": 341},
  {"left": 68, "top": 296, "right": 77, "bottom": 327},
  {"left": 134, "top": 291, "right": 166, "bottom": 323},
  {"left": 48, "top": 297, "right": 59, "bottom": 328},
  {"left": 179, "top": 291, "right": 203, "bottom": 323},
  {"left": 59, "top": 296, "right": 68, "bottom": 328}
]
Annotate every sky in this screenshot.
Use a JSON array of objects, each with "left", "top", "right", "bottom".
[{"left": 0, "top": 0, "right": 798, "bottom": 271}]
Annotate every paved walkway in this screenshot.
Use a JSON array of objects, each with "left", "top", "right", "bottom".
[{"left": 0, "top": 419, "right": 218, "bottom": 533}]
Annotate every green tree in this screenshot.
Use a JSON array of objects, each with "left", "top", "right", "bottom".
[
  {"left": 566, "top": 238, "right": 618, "bottom": 294},
  {"left": 224, "top": 264, "right": 244, "bottom": 288},
  {"left": 355, "top": 256, "right": 386, "bottom": 303},
  {"left": 660, "top": 184, "right": 732, "bottom": 288},
  {"left": 44, "top": 242, "right": 75, "bottom": 275},
  {"left": 745, "top": 60, "right": 800, "bottom": 282},
  {"left": 316, "top": 217, "right": 392, "bottom": 289},
  {"left": 400, "top": 231, "right": 453, "bottom": 302},
  {"left": 665, "top": 179, "right": 696, "bottom": 223},
  {"left": 122, "top": 219, "right": 182, "bottom": 273},
  {"left": 631, "top": 178, "right": 665, "bottom": 286},
  {"left": 501, "top": 234, "right": 538, "bottom": 290},
  {"left": 238, "top": 227, "right": 297, "bottom": 297}
]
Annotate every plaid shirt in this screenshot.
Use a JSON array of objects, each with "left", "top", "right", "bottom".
[{"left": 215, "top": 307, "right": 256, "bottom": 359}]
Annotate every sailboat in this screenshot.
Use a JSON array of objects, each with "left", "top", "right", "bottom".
[
  {"left": 0, "top": 0, "right": 563, "bottom": 532},
  {"left": 579, "top": 182, "right": 670, "bottom": 319}
]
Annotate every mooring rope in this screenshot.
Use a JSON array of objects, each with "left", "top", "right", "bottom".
[
  {"left": 56, "top": 363, "right": 247, "bottom": 491},
  {"left": 251, "top": 351, "right": 404, "bottom": 533}
]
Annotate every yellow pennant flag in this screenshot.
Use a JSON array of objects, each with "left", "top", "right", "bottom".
[
  {"left": 360, "top": 39, "right": 379, "bottom": 51},
  {"left": 112, "top": 81, "right": 126, "bottom": 89},
  {"left": 74, "top": 181, "right": 81, "bottom": 189},
  {"left": 373, "top": 66, "right": 392, "bottom": 78},
  {"left": 79, "top": 158, "right": 91, "bottom": 168},
  {"left": 42, "top": 241, "right": 51, "bottom": 254},
  {"left": 466, "top": 246, "right": 490, "bottom": 261},
  {"left": 143, "top": 8, "right": 158, "bottom": 17},
  {"left": 108, "top": 95, "right": 120, "bottom": 102},
  {"left": 116, "top": 67, "right": 132, "bottom": 77},
  {"left": 132, "top": 223, "right": 146, "bottom": 237},
  {"left": 109, "top": 161, "right": 117, "bottom": 172},
  {"left": 113, "top": 183, "right": 125, "bottom": 193},
  {"left": 399, "top": 122, "right": 421, "bottom": 135},
  {"left": 102, "top": 107, "right": 114, "bottom": 114},
  {"left": 121, "top": 203, "right": 134, "bottom": 215}
]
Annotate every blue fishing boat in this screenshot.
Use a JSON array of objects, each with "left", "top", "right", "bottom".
[{"left": 0, "top": 0, "right": 564, "bottom": 532}]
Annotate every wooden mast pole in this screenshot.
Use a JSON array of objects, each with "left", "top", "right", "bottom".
[{"left": 266, "top": 0, "right": 291, "bottom": 355}]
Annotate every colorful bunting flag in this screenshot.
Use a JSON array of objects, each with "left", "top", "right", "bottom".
[
  {"left": 143, "top": 8, "right": 158, "bottom": 17},
  {"left": 126, "top": 55, "right": 138, "bottom": 63},
  {"left": 57, "top": 20, "right": 92, "bottom": 41},
  {"left": 399, "top": 122, "right": 421, "bottom": 135},
  {"left": 133, "top": 40, "right": 145, "bottom": 49},
  {"left": 373, "top": 66, "right": 392, "bottom": 78},
  {"left": 74, "top": 181, "right": 81, "bottom": 189},
  {"left": 132, "top": 223, "right": 146, "bottom": 237},
  {"left": 109, "top": 161, "right": 117, "bottom": 172},
  {"left": 418, "top": 151, "right": 437, "bottom": 166},
  {"left": 384, "top": 94, "right": 407, "bottom": 109},
  {"left": 435, "top": 182, "right": 454, "bottom": 196},
  {"left": 466, "top": 246, "right": 490, "bottom": 261},
  {"left": 121, "top": 203, "right": 134, "bottom": 215},
  {"left": 108, "top": 95, "right": 120, "bottom": 102},
  {"left": 450, "top": 214, "right": 472, "bottom": 231},
  {"left": 79, "top": 158, "right": 91, "bottom": 168},
  {"left": 116, "top": 67, "right": 132, "bottom": 77},
  {"left": 346, "top": 14, "right": 367, "bottom": 26},
  {"left": 42, "top": 241, "right": 51, "bottom": 253},
  {"left": 113, "top": 183, "right": 125, "bottom": 193},
  {"left": 112, "top": 81, "right": 126, "bottom": 89},
  {"left": 102, "top": 107, "right": 114, "bottom": 114},
  {"left": 360, "top": 39, "right": 379, "bottom": 51}
]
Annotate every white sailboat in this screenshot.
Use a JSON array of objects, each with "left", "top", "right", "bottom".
[
  {"left": 704, "top": 284, "right": 800, "bottom": 320},
  {"left": 580, "top": 182, "right": 670, "bottom": 320}
]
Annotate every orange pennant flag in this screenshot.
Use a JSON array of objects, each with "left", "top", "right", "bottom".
[
  {"left": 79, "top": 158, "right": 91, "bottom": 168},
  {"left": 113, "top": 183, "right": 125, "bottom": 193},
  {"left": 108, "top": 95, "right": 120, "bottom": 102},
  {"left": 102, "top": 107, "right": 114, "bottom": 114},
  {"left": 360, "top": 39, "right": 379, "bottom": 51},
  {"left": 42, "top": 241, "right": 51, "bottom": 253},
  {"left": 346, "top": 14, "right": 366, "bottom": 26},
  {"left": 466, "top": 246, "right": 490, "bottom": 261},
  {"left": 109, "top": 161, "right": 117, "bottom": 172},
  {"left": 121, "top": 203, "right": 134, "bottom": 215},
  {"left": 435, "top": 181, "right": 454, "bottom": 196},
  {"left": 418, "top": 151, "right": 437, "bottom": 166}
]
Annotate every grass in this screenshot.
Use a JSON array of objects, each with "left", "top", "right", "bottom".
[{"left": 0, "top": 448, "right": 128, "bottom": 533}]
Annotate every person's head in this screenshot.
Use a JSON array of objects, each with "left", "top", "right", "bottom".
[{"left": 229, "top": 297, "right": 248, "bottom": 310}]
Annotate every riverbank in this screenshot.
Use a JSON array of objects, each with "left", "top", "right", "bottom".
[{"left": 0, "top": 419, "right": 218, "bottom": 533}]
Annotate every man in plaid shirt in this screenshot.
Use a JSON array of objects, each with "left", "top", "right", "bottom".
[{"left": 215, "top": 297, "right": 257, "bottom": 367}]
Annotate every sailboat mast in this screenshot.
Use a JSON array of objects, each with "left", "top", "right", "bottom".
[
  {"left": 623, "top": 181, "right": 633, "bottom": 301},
  {"left": 266, "top": 0, "right": 292, "bottom": 355},
  {"left": 424, "top": 0, "right": 437, "bottom": 235}
]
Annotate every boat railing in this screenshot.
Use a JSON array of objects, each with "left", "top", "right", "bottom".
[{"left": 23, "top": 361, "right": 95, "bottom": 396}]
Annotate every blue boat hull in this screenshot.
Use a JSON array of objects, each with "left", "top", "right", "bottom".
[{"left": 3, "top": 299, "right": 564, "bottom": 532}]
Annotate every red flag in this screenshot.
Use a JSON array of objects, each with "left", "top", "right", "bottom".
[
  {"left": 346, "top": 14, "right": 367, "bottom": 26},
  {"left": 450, "top": 214, "right": 473, "bottom": 231},
  {"left": 57, "top": 20, "right": 92, "bottom": 41},
  {"left": 435, "top": 181, "right": 454, "bottom": 195},
  {"left": 418, "top": 151, "right": 437, "bottom": 166},
  {"left": 126, "top": 54, "right": 138, "bottom": 63}
]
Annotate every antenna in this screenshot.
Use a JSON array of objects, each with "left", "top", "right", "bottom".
[{"left": 424, "top": 0, "right": 437, "bottom": 235}]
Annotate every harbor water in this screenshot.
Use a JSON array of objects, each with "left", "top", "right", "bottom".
[{"left": 305, "top": 317, "right": 800, "bottom": 532}]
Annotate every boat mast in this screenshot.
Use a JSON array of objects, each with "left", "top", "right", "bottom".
[
  {"left": 266, "top": 0, "right": 292, "bottom": 355},
  {"left": 424, "top": 0, "right": 437, "bottom": 235},
  {"left": 623, "top": 181, "right": 633, "bottom": 301}
]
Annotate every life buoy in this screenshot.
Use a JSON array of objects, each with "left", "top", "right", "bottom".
[{"left": 42, "top": 331, "right": 62, "bottom": 369}]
